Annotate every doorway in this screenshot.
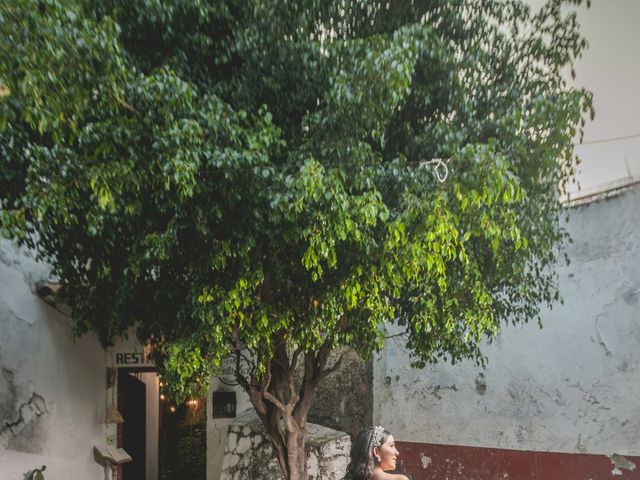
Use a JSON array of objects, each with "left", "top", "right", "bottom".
[
  {"left": 117, "top": 370, "right": 147, "bottom": 480},
  {"left": 113, "top": 367, "right": 205, "bottom": 480},
  {"left": 158, "top": 397, "right": 206, "bottom": 480}
]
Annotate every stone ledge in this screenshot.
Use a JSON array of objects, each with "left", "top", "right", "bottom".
[{"left": 220, "top": 409, "right": 350, "bottom": 480}]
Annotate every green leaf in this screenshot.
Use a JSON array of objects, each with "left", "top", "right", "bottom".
[{"left": 0, "top": 2, "right": 592, "bottom": 477}]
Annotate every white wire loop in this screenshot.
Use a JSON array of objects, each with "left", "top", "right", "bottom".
[{"left": 421, "top": 158, "right": 449, "bottom": 182}]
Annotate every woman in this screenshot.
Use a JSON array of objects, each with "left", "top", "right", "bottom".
[{"left": 343, "top": 426, "right": 409, "bottom": 480}]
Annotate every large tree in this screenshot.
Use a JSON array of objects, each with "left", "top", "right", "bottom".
[{"left": 0, "top": 1, "right": 591, "bottom": 478}]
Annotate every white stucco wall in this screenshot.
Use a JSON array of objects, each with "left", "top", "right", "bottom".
[
  {"left": 374, "top": 186, "right": 640, "bottom": 456},
  {"left": 0, "top": 239, "right": 107, "bottom": 479},
  {"left": 206, "top": 376, "right": 251, "bottom": 480}
]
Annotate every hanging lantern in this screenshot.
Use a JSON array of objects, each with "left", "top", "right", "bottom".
[{"left": 105, "top": 403, "right": 124, "bottom": 424}]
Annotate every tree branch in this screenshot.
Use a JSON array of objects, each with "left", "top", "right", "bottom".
[
  {"left": 268, "top": 409, "right": 288, "bottom": 478},
  {"left": 234, "top": 352, "right": 251, "bottom": 391},
  {"left": 262, "top": 363, "right": 288, "bottom": 412}
]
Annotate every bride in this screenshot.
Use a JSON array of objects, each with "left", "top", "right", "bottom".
[{"left": 343, "top": 426, "right": 410, "bottom": 480}]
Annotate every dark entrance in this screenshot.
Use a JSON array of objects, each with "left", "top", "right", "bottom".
[
  {"left": 111, "top": 365, "right": 206, "bottom": 480},
  {"left": 118, "top": 370, "right": 147, "bottom": 480},
  {"left": 158, "top": 398, "right": 207, "bottom": 480}
]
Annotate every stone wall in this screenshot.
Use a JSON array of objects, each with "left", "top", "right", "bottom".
[
  {"left": 207, "top": 348, "right": 370, "bottom": 480},
  {"left": 307, "top": 347, "right": 372, "bottom": 438},
  {"left": 219, "top": 409, "right": 350, "bottom": 480}
]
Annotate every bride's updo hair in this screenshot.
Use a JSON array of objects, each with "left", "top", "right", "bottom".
[{"left": 343, "top": 426, "right": 391, "bottom": 480}]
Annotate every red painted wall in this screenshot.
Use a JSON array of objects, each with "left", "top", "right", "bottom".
[{"left": 395, "top": 441, "right": 640, "bottom": 480}]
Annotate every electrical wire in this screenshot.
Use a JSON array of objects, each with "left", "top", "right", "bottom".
[{"left": 575, "top": 132, "right": 640, "bottom": 146}]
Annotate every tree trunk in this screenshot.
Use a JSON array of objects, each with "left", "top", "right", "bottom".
[
  {"left": 245, "top": 357, "right": 312, "bottom": 480},
  {"left": 284, "top": 427, "right": 307, "bottom": 480},
  {"left": 236, "top": 340, "right": 343, "bottom": 480}
]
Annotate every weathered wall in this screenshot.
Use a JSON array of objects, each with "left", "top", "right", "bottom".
[
  {"left": 307, "top": 347, "right": 372, "bottom": 438},
  {"left": 374, "top": 186, "right": 640, "bottom": 467},
  {"left": 396, "top": 441, "right": 639, "bottom": 480},
  {"left": 0, "top": 239, "right": 107, "bottom": 479},
  {"left": 219, "top": 409, "right": 350, "bottom": 480}
]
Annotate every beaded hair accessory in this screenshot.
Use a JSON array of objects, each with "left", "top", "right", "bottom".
[{"left": 371, "top": 425, "right": 386, "bottom": 447}]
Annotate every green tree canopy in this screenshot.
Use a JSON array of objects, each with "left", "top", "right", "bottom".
[{"left": 0, "top": 1, "right": 591, "bottom": 478}]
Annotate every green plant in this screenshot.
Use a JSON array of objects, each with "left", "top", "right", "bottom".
[{"left": 1, "top": 2, "right": 592, "bottom": 478}]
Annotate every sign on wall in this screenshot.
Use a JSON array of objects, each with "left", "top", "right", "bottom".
[{"left": 113, "top": 345, "right": 154, "bottom": 368}]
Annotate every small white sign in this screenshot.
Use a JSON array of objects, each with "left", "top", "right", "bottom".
[{"left": 114, "top": 346, "right": 154, "bottom": 368}]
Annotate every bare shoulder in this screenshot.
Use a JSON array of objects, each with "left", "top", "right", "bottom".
[{"left": 371, "top": 471, "right": 409, "bottom": 480}]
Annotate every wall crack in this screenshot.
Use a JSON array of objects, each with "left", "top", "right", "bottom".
[
  {"left": 595, "top": 314, "right": 613, "bottom": 356},
  {"left": 0, "top": 392, "right": 48, "bottom": 449}
]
